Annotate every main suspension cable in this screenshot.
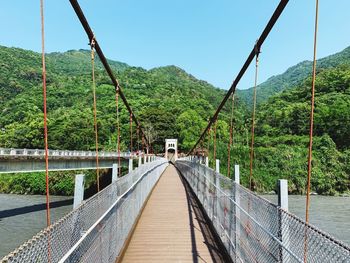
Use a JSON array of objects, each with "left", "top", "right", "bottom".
[
  {"left": 249, "top": 47, "right": 260, "bottom": 191},
  {"left": 69, "top": 0, "right": 150, "bottom": 150},
  {"left": 187, "top": 0, "right": 289, "bottom": 156},
  {"left": 91, "top": 37, "right": 100, "bottom": 192}
]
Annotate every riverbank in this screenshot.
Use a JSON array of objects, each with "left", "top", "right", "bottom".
[
  {"left": 0, "top": 169, "right": 108, "bottom": 196},
  {"left": 0, "top": 172, "right": 75, "bottom": 195}
]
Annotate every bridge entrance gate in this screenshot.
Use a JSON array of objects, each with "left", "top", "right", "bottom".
[{"left": 165, "top": 139, "right": 178, "bottom": 161}]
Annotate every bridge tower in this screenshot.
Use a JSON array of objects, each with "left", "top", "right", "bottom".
[{"left": 165, "top": 139, "right": 178, "bottom": 161}]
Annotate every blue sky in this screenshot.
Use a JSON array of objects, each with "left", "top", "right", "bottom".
[{"left": 1, "top": 1, "right": 349, "bottom": 90}]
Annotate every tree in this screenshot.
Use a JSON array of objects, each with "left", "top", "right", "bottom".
[{"left": 176, "top": 110, "right": 206, "bottom": 151}]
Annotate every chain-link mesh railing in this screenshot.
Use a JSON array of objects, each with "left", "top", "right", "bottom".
[
  {"left": 1, "top": 158, "right": 168, "bottom": 263},
  {"left": 175, "top": 158, "right": 350, "bottom": 263}
]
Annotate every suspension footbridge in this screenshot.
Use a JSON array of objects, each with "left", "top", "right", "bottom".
[{"left": 1, "top": 0, "right": 350, "bottom": 262}]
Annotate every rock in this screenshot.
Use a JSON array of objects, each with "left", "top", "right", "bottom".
[{"left": 310, "top": 192, "right": 318, "bottom": 196}]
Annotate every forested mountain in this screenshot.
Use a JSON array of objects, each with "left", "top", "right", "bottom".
[
  {"left": 0, "top": 44, "right": 349, "bottom": 196},
  {"left": 250, "top": 65, "right": 350, "bottom": 195},
  {"left": 0, "top": 45, "right": 247, "bottom": 152},
  {"left": 237, "top": 46, "right": 350, "bottom": 106},
  {"left": 0, "top": 46, "right": 128, "bottom": 104}
]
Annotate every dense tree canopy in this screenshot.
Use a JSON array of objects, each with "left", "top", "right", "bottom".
[{"left": 0, "top": 45, "right": 349, "bottom": 195}]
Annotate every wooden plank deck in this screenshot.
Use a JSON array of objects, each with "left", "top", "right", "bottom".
[{"left": 120, "top": 165, "right": 229, "bottom": 263}]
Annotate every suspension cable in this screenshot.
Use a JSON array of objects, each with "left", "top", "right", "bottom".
[
  {"left": 306, "top": 0, "right": 319, "bottom": 226},
  {"left": 200, "top": 139, "right": 204, "bottom": 161},
  {"left": 137, "top": 125, "right": 140, "bottom": 153},
  {"left": 69, "top": 0, "right": 150, "bottom": 150},
  {"left": 40, "top": 2, "right": 52, "bottom": 261},
  {"left": 213, "top": 119, "right": 217, "bottom": 165},
  {"left": 249, "top": 46, "right": 260, "bottom": 191},
  {"left": 40, "top": 0, "right": 51, "bottom": 228},
  {"left": 115, "top": 88, "right": 121, "bottom": 176},
  {"left": 207, "top": 127, "right": 211, "bottom": 163},
  {"left": 227, "top": 94, "right": 235, "bottom": 178},
  {"left": 305, "top": 0, "right": 319, "bottom": 261},
  {"left": 91, "top": 37, "right": 100, "bottom": 192},
  {"left": 187, "top": 0, "right": 289, "bottom": 156},
  {"left": 130, "top": 113, "right": 133, "bottom": 155}
]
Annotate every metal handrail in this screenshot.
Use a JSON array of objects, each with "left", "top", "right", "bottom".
[
  {"left": 176, "top": 158, "right": 350, "bottom": 263},
  {"left": 1, "top": 158, "right": 168, "bottom": 262},
  {"left": 177, "top": 160, "right": 302, "bottom": 262}
]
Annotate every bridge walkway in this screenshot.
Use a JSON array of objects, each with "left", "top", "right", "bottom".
[{"left": 119, "top": 165, "right": 229, "bottom": 263}]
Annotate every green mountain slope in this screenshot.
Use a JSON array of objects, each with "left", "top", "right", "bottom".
[
  {"left": 237, "top": 46, "right": 350, "bottom": 106},
  {"left": 0, "top": 45, "right": 246, "bottom": 152},
  {"left": 0, "top": 44, "right": 349, "bottom": 196},
  {"left": 256, "top": 65, "right": 350, "bottom": 149},
  {"left": 249, "top": 65, "right": 350, "bottom": 194},
  {"left": 0, "top": 45, "right": 129, "bottom": 103},
  {"left": 47, "top": 49, "right": 129, "bottom": 75}
]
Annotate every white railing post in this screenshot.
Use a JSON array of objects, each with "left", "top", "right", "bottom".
[
  {"left": 144, "top": 154, "right": 147, "bottom": 164},
  {"left": 112, "top": 163, "right": 119, "bottom": 182},
  {"left": 138, "top": 155, "right": 142, "bottom": 167},
  {"left": 205, "top": 156, "right": 209, "bottom": 167},
  {"left": 215, "top": 159, "right": 220, "bottom": 174},
  {"left": 234, "top": 165, "right": 240, "bottom": 184},
  {"left": 215, "top": 165, "right": 220, "bottom": 232},
  {"left": 73, "top": 174, "right": 85, "bottom": 209},
  {"left": 129, "top": 158, "right": 133, "bottom": 173},
  {"left": 234, "top": 164, "right": 240, "bottom": 261},
  {"left": 278, "top": 179, "right": 288, "bottom": 211},
  {"left": 278, "top": 179, "right": 289, "bottom": 262}
]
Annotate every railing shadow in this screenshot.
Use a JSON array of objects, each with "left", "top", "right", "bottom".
[
  {"left": 0, "top": 199, "right": 73, "bottom": 219},
  {"left": 175, "top": 163, "right": 233, "bottom": 263}
]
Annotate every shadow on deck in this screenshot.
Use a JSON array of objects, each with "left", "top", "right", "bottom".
[{"left": 119, "top": 164, "right": 231, "bottom": 263}]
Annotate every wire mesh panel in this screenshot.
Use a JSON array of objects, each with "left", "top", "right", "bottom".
[
  {"left": 1, "top": 158, "right": 168, "bottom": 263},
  {"left": 175, "top": 158, "right": 350, "bottom": 263}
]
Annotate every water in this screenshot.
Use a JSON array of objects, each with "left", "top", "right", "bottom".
[
  {"left": 0, "top": 194, "right": 72, "bottom": 258},
  {"left": 0, "top": 194, "right": 349, "bottom": 258},
  {"left": 263, "top": 195, "right": 350, "bottom": 245}
]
